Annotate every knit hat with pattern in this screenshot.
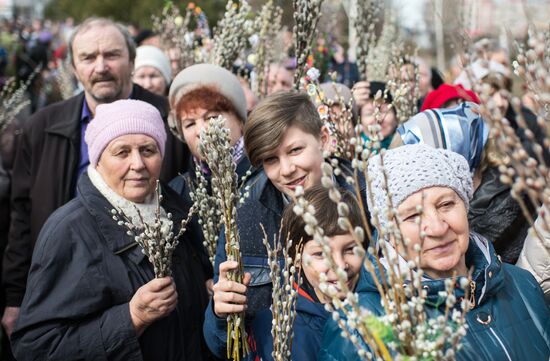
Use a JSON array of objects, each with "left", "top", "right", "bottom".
[
  {"left": 367, "top": 144, "right": 473, "bottom": 232},
  {"left": 85, "top": 99, "right": 167, "bottom": 166}
]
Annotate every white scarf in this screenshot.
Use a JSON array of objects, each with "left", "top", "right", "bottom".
[{"left": 87, "top": 165, "right": 169, "bottom": 226}]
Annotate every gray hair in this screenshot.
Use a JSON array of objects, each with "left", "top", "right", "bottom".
[{"left": 68, "top": 17, "right": 136, "bottom": 67}]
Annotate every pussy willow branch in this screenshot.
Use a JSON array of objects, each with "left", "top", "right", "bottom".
[
  {"left": 292, "top": 0, "right": 324, "bottom": 89},
  {"left": 211, "top": 0, "right": 253, "bottom": 70},
  {"left": 353, "top": 0, "right": 381, "bottom": 80},
  {"left": 198, "top": 116, "right": 249, "bottom": 360},
  {"left": 152, "top": 1, "right": 195, "bottom": 72},
  {"left": 366, "top": 13, "right": 398, "bottom": 83},
  {"left": 54, "top": 59, "right": 76, "bottom": 100},
  {"left": 304, "top": 72, "right": 356, "bottom": 160},
  {"left": 251, "top": 0, "right": 283, "bottom": 98},
  {"left": 261, "top": 225, "right": 301, "bottom": 361},
  {"left": 189, "top": 169, "right": 222, "bottom": 266},
  {"left": 0, "top": 69, "right": 38, "bottom": 134},
  {"left": 112, "top": 181, "right": 195, "bottom": 278}
]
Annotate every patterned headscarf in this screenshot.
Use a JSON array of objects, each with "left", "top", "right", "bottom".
[{"left": 396, "top": 102, "right": 489, "bottom": 172}]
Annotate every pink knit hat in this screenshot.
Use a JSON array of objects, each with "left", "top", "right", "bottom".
[{"left": 85, "top": 99, "right": 167, "bottom": 166}]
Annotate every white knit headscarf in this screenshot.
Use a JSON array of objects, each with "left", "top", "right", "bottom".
[{"left": 366, "top": 144, "right": 473, "bottom": 235}]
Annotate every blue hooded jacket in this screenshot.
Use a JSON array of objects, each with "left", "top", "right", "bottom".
[
  {"left": 252, "top": 285, "right": 328, "bottom": 361},
  {"left": 318, "top": 233, "right": 550, "bottom": 361}
]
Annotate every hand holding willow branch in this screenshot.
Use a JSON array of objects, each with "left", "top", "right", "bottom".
[{"left": 198, "top": 116, "right": 249, "bottom": 360}]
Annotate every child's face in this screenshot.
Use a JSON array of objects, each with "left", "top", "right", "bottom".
[
  {"left": 301, "top": 233, "right": 362, "bottom": 302},
  {"left": 262, "top": 125, "right": 329, "bottom": 196}
]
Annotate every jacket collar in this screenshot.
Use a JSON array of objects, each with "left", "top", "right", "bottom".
[
  {"left": 43, "top": 84, "right": 166, "bottom": 141},
  {"left": 359, "top": 233, "right": 503, "bottom": 310},
  {"left": 258, "top": 174, "right": 285, "bottom": 217},
  {"left": 470, "top": 167, "right": 509, "bottom": 206},
  {"left": 420, "top": 232, "right": 503, "bottom": 309},
  {"left": 44, "top": 92, "right": 85, "bottom": 141},
  {"left": 294, "top": 283, "right": 329, "bottom": 319}
]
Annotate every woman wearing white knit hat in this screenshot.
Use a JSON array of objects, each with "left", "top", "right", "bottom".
[
  {"left": 320, "top": 144, "right": 550, "bottom": 361},
  {"left": 133, "top": 45, "right": 172, "bottom": 96}
]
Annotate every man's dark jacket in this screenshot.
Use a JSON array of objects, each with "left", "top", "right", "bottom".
[{"left": 3, "top": 84, "right": 189, "bottom": 307}]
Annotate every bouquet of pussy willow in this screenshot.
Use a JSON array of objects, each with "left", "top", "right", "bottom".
[
  {"left": 112, "top": 181, "right": 195, "bottom": 278},
  {"left": 210, "top": 0, "right": 254, "bottom": 70},
  {"left": 198, "top": 116, "right": 249, "bottom": 360},
  {"left": 188, "top": 166, "right": 222, "bottom": 266},
  {"left": 290, "top": 123, "right": 470, "bottom": 360},
  {"left": 462, "top": 27, "right": 550, "bottom": 251},
  {"left": 152, "top": 1, "right": 208, "bottom": 72}
]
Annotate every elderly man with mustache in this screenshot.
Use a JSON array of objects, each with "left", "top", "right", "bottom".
[{"left": 1, "top": 17, "right": 190, "bottom": 338}]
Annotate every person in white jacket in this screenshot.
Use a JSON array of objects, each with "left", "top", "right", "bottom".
[{"left": 517, "top": 211, "right": 550, "bottom": 303}]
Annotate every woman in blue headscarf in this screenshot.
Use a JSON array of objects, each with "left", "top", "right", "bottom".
[{"left": 393, "top": 101, "right": 531, "bottom": 264}]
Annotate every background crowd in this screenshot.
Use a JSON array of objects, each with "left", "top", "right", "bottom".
[{"left": 0, "top": 1, "right": 550, "bottom": 360}]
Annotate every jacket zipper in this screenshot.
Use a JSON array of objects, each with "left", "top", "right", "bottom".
[
  {"left": 489, "top": 327, "right": 512, "bottom": 361},
  {"left": 469, "top": 281, "right": 476, "bottom": 309}
]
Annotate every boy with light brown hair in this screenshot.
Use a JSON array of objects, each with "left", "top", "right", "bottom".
[{"left": 203, "top": 90, "right": 368, "bottom": 359}]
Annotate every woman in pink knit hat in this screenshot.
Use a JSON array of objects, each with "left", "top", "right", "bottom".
[{"left": 11, "top": 99, "right": 212, "bottom": 361}]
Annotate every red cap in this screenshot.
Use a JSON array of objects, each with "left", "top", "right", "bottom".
[{"left": 420, "top": 84, "right": 480, "bottom": 111}]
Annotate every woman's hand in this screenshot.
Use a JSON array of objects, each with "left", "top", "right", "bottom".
[
  {"left": 352, "top": 81, "right": 371, "bottom": 108},
  {"left": 129, "top": 277, "right": 178, "bottom": 336},
  {"left": 213, "top": 261, "right": 251, "bottom": 318}
]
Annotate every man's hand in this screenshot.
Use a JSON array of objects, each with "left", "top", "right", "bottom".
[{"left": 2, "top": 306, "right": 20, "bottom": 338}]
